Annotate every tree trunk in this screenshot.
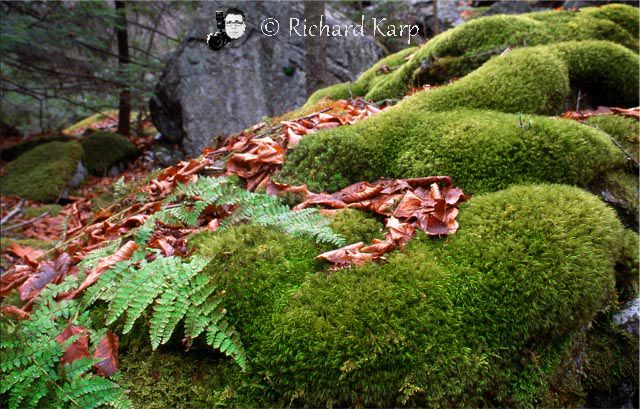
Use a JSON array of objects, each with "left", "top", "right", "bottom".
[
  {"left": 432, "top": 0, "right": 441, "bottom": 36},
  {"left": 115, "top": 1, "right": 131, "bottom": 136},
  {"left": 305, "top": 1, "right": 328, "bottom": 97}
]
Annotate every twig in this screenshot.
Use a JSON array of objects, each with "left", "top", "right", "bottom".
[
  {"left": 3, "top": 210, "right": 50, "bottom": 231},
  {"left": 588, "top": 123, "right": 639, "bottom": 168},
  {"left": 1, "top": 199, "right": 25, "bottom": 226}
]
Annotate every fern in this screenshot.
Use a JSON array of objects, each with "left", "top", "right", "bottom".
[
  {"left": 160, "top": 176, "right": 345, "bottom": 246},
  {"left": 84, "top": 254, "right": 247, "bottom": 369},
  {"left": 1, "top": 278, "right": 132, "bottom": 409}
]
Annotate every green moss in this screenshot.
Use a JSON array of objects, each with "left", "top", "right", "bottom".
[
  {"left": 191, "top": 225, "right": 321, "bottom": 344},
  {"left": 279, "top": 109, "right": 623, "bottom": 194},
  {"left": 583, "top": 317, "right": 639, "bottom": 408},
  {"left": 118, "top": 347, "right": 237, "bottom": 408},
  {"left": 580, "top": 4, "right": 640, "bottom": 39},
  {"left": 0, "top": 134, "right": 72, "bottom": 163},
  {"left": 614, "top": 229, "right": 639, "bottom": 303},
  {"left": 530, "top": 10, "right": 637, "bottom": 50},
  {"left": 549, "top": 41, "right": 639, "bottom": 107},
  {"left": 408, "top": 53, "right": 493, "bottom": 89},
  {"left": 304, "top": 82, "right": 368, "bottom": 109},
  {"left": 397, "top": 47, "right": 570, "bottom": 115},
  {"left": 395, "top": 41, "right": 638, "bottom": 115},
  {"left": 328, "top": 208, "right": 385, "bottom": 244},
  {"left": 599, "top": 170, "right": 639, "bottom": 227},
  {"left": 0, "top": 238, "right": 52, "bottom": 252},
  {"left": 254, "top": 184, "right": 625, "bottom": 407},
  {"left": 586, "top": 114, "right": 639, "bottom": 163},
  {"left": 1, "top": 141, "right": 83, "bottom": 202},
  {"left": 80, "top": 131, "right": 138, "bottom": 175},
  {"left": 303, "top": 4, "right": 637, "bottom": 105},
  {"left": 22, "top": 204, "right": 63, "bottom": 218}
]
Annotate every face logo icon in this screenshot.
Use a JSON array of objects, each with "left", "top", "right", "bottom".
[
  {"left": 207, "top": 7, "right": 246, "bottom": 51},
  {"left": 225, "top": 9, "right": 246, "bottom": 39}
]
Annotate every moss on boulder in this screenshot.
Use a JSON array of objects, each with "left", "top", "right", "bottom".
[
  {"left": 586, "top": 114, "right": 639, "bottom": 163},
  {"left": 251, "top": 184, "right": 625, "bottom": 407},
  {"left": 583, "top": 317, "right": 639, "bottom": 408},
  {"left": 80, "top": 131, "right": 138, "bottom": 176},
  {"left": 577, "top": 4, "right": 639, "bottom": 39},
  {"left": 279, "top": 109, "right": 623, "bottom": 194},
  {"left": 397, "top": 46, "right": 571, "bottom": 115},
  {"left": 191, "top": 225, "right": 321, "bottom": 344},
  {"left": 0, "top": 134, "right": 72, "bottom": 163},
  {"left": 304, "top": 4, "right": 638, "bottom": 105},
  {"left": 1, "top": 141, "right": 83, "bottom": 202},
  {"left": 549, "top": 41, "right": 639, "bottom": 107},
  {"left": 118, "top": 347, "right": 236, "bottom": 408}
]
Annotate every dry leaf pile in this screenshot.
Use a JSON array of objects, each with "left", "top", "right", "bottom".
[{"left": 561, "top": 106, "right": 640, "bottom": 121}]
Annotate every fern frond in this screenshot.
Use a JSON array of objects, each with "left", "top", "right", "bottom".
[{"left": 1, "top": 279, "right": 131, "bottom": 409}]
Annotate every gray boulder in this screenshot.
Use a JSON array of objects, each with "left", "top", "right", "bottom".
[
  {"left": 150, "top": 1, "right": 383, "bottom": 156},
  {"left": 613, "top": 298, "right": 639, "bottom": 337}
]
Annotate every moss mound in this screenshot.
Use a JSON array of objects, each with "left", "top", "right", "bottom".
[
  {"left": 253, "top": 184, "right": 625, "bottom": 407},
  {"left": 397, "top": 46, "right": 570, "bottom": 115},
  {"left": 279, "top": 109, "right": 623, "bottom": 194},
  {"left": 0, "top": 134, "right": 72, "bottom": 163},
  {"left": 549, "top": 41, "right": 639, "bottom": 107},
  {"left": 586, "top": 114, "right": 639, "bottom": 163},
  {"left": 397, "top": 41, "right": 638, "bottom": 115},
  {"left": 191, "top": 225, "right": 321, "bottom": 343},
  {"left": 80, "top": 131, "right": 138, "bottom": 175},
  {"left": 1, "top": 141, "right": 83, "bottom": 202},
  {"left": 305, "top": 4, "right": 638, "bottom": 104},
  {"left": 579, "top": 3, "right": 639, "bottom": 39}
]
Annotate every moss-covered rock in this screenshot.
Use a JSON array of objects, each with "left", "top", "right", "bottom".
[
  {"left": 305, "top": 4, "right": 638, "bottom": 105},
  {"left": 118, "top": 347, "right": 236, "bottom": 408},
  {"left": 0, "top": 134, "right": 72, "bottom": 163},
  {"left": 191, "top": 225, "right": 321, "bottom": 344},
  {"left": 586, "top": 114, "right": 639, "bottom": 163},
  {"left": 279, "top": 109, "right": 623, "bottom": 194},
  {"left": 583, "top": 317, "right": 639, "bottom": 408},
  {"left": 399, "top": 41, "right": 638, "bottom": 114},
  {"left": 303, "top": 47, "right": 418, "bottom": 109},
  {"left": 614, "top": 230, "right": 639, "bottom": 303},
  {"left": 549, "top": 41, "right": 639, "bottom": 107},
  {"left": 578, "top": 4, "right": 639, "bottom": 39},
  {"left": 596, "top": 170, "right": 639, "bottom": 229},
  {"left": 252, "top": 184, "right": 625, "bottom": 407},
  {"left": 397, "top": 46, "right": 571, "bottom": 115},
  {"left": 1, "top": 141, "right": 83, "bottom": 202},
  {"left": 80, "top": 131, "right": 138, "bottom": 175}
]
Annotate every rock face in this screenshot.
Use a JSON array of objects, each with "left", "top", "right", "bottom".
[
  {"left": 150, "top": 1, "right": 383, "bottom": 156},
  {"left": 614, "top": 298, "right": 640, "bottom": 337}
]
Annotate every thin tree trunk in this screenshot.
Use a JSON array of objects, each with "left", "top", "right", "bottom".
[
  {"left": 305, "top": 1, "right": 328, "bottom": 96},
  {"left": 432, "top": 0, "right": 441, "bottom": 36},
  {"left": 115, "top": 1, "right": 131, "bottom": 136}
]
